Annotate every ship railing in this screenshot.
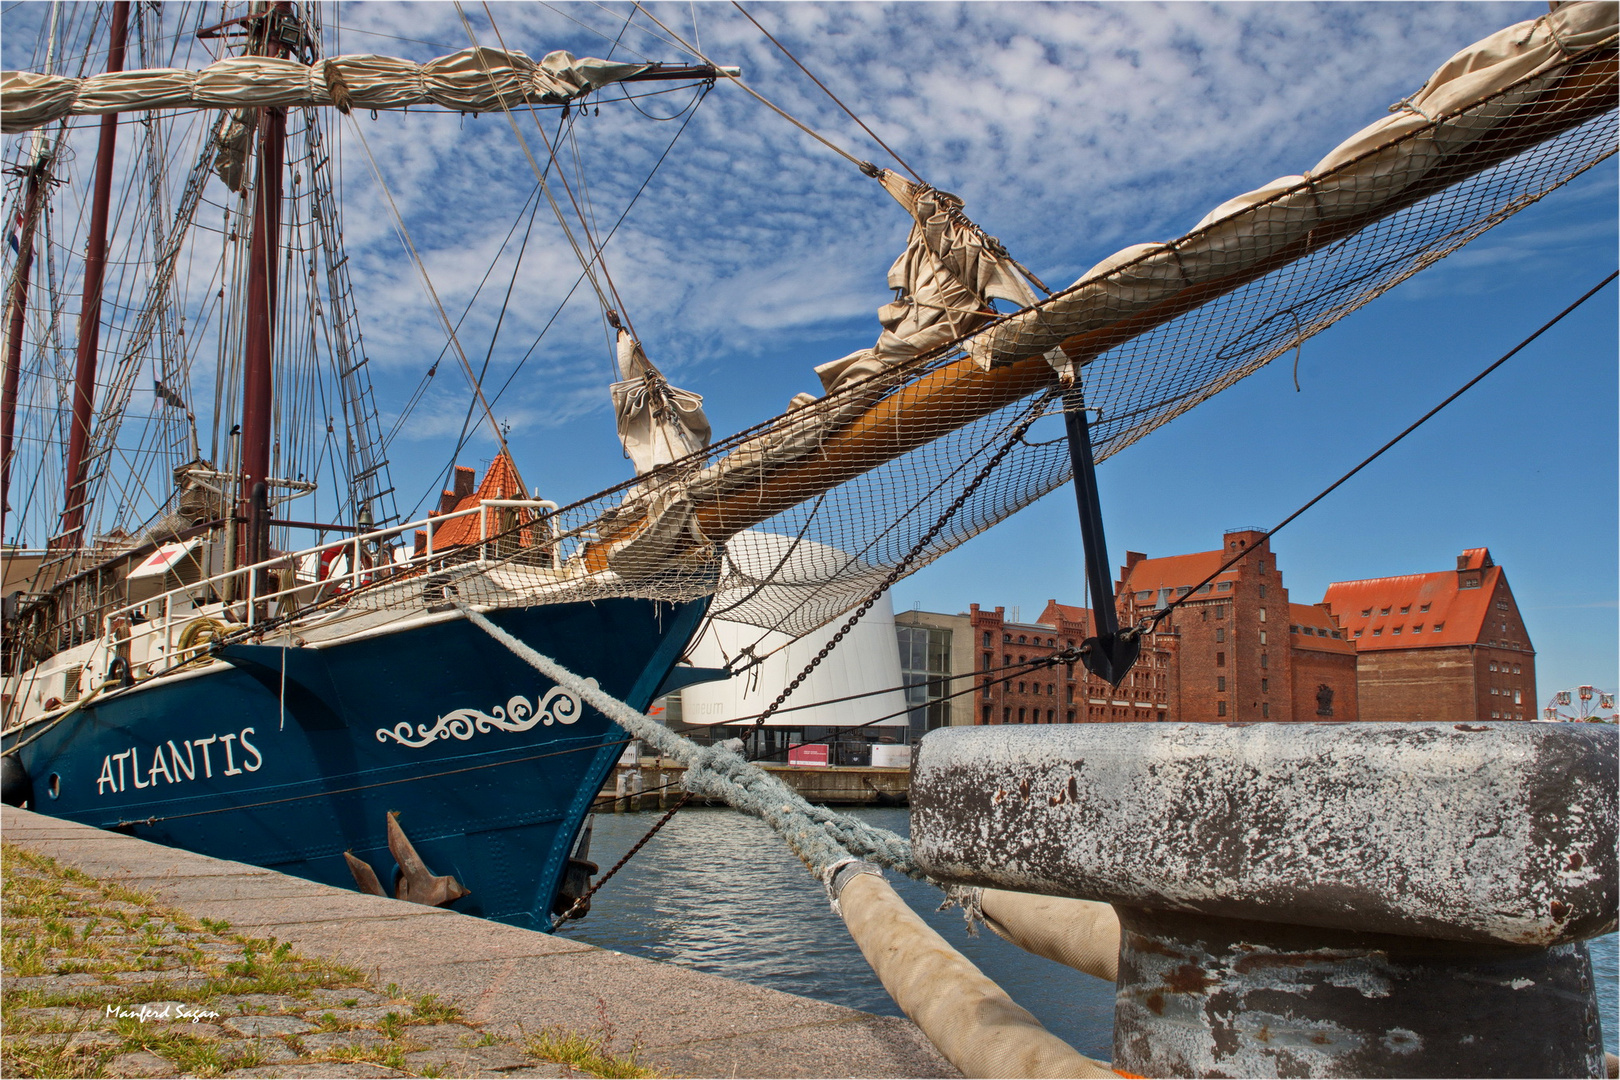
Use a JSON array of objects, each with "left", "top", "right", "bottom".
[{"left": 98, "top": 499, "right": 561, "bottom": 682}]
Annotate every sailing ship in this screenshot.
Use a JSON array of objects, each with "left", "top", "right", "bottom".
[{"left": 2, "top": 1, "right": 1615, "bottom": 932}]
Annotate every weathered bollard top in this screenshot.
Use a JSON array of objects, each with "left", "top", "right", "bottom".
[{"left": 912, "top": 721, "right": 1617, "bottom": 946}]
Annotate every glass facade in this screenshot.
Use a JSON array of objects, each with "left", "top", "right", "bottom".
[{"left": 898, "top": 624, "right": 953, "bottom": 740}]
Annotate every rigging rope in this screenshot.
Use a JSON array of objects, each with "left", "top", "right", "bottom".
[
  {"left": 731, "top": 1, "right": 920, "bottom": 182},
  {"left": 343, "top": 117, "right": 521, "bottom": 484},
  {"left": 630, "top": 1, "right": 880, "bottom": 177},
  {"left": 1145, "top": 270, "right": 1618, "bottom": 633}
]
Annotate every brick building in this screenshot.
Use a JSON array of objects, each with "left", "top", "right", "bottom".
[
  {"left": 965, "top": 602, "right": 1177, "bottom": 724},
  {"left": 1117, "top": 528, "right": 1356, "bottom": 723},
  {"left": 1321, "top": 547, "right": 1535, "bottom": 722}
]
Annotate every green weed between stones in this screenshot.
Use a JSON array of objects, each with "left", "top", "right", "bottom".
[
  {"left": 4, "top": 842, "right": 653, "bottom": 1078},
  {"left": 527, "top": 1028, "right": 656, "bottom": 1079}
]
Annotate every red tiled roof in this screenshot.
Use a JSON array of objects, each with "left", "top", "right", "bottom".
[
  {"left": 1322, "top": 565, "right": 1501, "bottom": 651},
  {"left": 1289, "top": 602, "right": 1354, "bottom": 653},
  {"left": 1118, "top": 550, "right": 1242, "bottom": 603},
  {"left": 431, "top": 452, "right": 527, "bottom": 549}
]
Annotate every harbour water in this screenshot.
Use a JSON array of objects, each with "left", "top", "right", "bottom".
[{"left": 559, "top": 807, "right": 1619, "bottom": 1060}]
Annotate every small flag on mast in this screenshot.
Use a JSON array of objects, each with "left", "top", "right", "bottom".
[
  {"left": 7, "top": 212, "right": 23, "bottom": 255},
  {"left": 153, "top": 378, "right": 188, "bottom": 410}
]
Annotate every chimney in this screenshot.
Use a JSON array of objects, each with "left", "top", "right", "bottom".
[
  {"left": 414, "top": 530, "right": 427, "bottom": 558},
  {"left": 453, "top": 465, "right": 476, "bottom": 499},
  {"left": 437, "top": 489, "right": 458, "bottom": 515}
]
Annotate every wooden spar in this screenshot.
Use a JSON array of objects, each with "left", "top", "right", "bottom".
[
  {"left": 57, "top": 0, "right": 130, "bottom": 550},
  {"left": 2, "top": 158, "right": 46, "bottom": 542},
  {"left": 583, "top": 45, "right": 1616, "bottom": 565},
  {"left": 238, "top": 3, "right": 292, "bottom": 571}
]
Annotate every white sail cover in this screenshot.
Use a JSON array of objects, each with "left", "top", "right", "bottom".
[
  {"left": 813, "top": 171, "right": 1038, "bottom": 396},
  {"left": 965, "top": 0, "right": 1618, "bottom": 373},
  {"left": 1, "top": 48, "right": 647, "bottom": 134},
  {"left": 610, "top": 329, "right": 711, "bottom": 475}
]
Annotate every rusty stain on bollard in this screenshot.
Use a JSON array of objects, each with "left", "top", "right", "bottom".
[{"left": 911, "top": 722, "right": 1618, "bottom": 1078}]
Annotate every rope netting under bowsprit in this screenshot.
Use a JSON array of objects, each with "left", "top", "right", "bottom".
[{"left": 348, "top": 57, "right": 1616, "bottom": 642}]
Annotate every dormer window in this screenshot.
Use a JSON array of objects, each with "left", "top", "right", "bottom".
[
  {"left": 1361, "top": 608, "right": 1372, "bottom": 618},
  {"left": 1379, "top": 607, "right": 1391, "bottom": 616},
  {"left": 1400, "top": 606, "right": 1410, "bottom": 614},
  {"left": 1413, "top": 624, "right": 1423, "bottom": 633}
]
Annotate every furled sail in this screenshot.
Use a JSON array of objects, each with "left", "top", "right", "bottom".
[
  {"left": 610, "top": 329, "right": 711, "bottom": 475},
  {"left": 1, "top": 48, "right": 647, "bottom": 134},
  {"left": 572, "top": 0, "right": 1616, "bottom": 602},
  {"left": 966, "top": 0, "right": 1620, "bottom": 374},
  {"left": 811, "top": 171, "right": 1038, "bottom": 399}
]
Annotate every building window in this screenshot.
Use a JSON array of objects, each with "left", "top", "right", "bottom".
[
  {"left": 1018, "top": 682, "right": 1026, "bottom": 694},
  {"left": 1420, "top": 603, "right": 1430, "bottom": 612},
  {"left": 983, "top": 631, "right": 991, "bottom": 648},
  {"left": 1216, "top": 628, "right": 1226, "bottom": 643},
  {"left": 1433, "top": 622, "right": 1444, "bottom": 632},
  {"left": 1492, "top": 711, "right": 1501, "bottom": 719},
  {"left": 1515, "top": 690, "right": 1522, "bottom": 704},
  {"left": 1392, "top": 627, "right": 1401, "bottom": 635},
  {"left": 1331, "top": 631, "right": 1341, "bottom": 639},
  {"left": 1217, "top": 676, "right": 1226, "bottom": 691},
  {"left": 898, "top": 624, "right": 954, "bottom": 738},
  {"left": 1003, "top": 707, "right": 1011, "bottom": 723},
  {"left": 1262, "top": 702, "right": 1269, "bottom": 718},
  {"left": 1067, "top": 710, "right": 1076, "bottom": 722},
  {"left": 1004, "top": 634, "right": 1011, "bottom": 643},
  {"left": 1218, "top": 582, "right": 1232, "bottom": 592},
  {"left": 1260, "top": 653, "right": 1268, "bottom": 669},
  {"left": 1004, "top": 654, "right": 1011, "bottom": 665},
  {"left": 1353, "top": 630, "right": 1362, "bottom": 638},
  {"left": 982, "top": 682, "right": 991, "bottom": 700},
  {"left": 1259, "top": 630, "right": 1267, "bottom": 645},
  {"left": 1066, "top": 686, "right": 1074, "bottom": 703},
  {"left": 1361, "top": 608, "right": 1372, "bottom": 617},
  {"left": 1046, "top": 709, "right": 1054, "bottom": 723},
  {"left": 1018, "top": 708, "right": 1026, "bottom": 723},
  {"left": 1257, "top": 560, "right": 1267, "bottom": 573},
  {"left": 1259, "top": 584, "right": 1267, "bottom": 598},
  {"left": 1137, "top": 591, "right": 1153, "bottom": 603},
  {"left": 1217, "top": 701, "right": 1227, "bottom": 717},
  {"left": 1400, "top": 605, "right": 1410, "bottom": 614},
  {"left": 1413, "top": 624, "right": 1423, "bottom": 633},
  {"left": 1513, "top": 664, "right": 1521, "bottom": 674},
  {"left": 1259, "top": 608, "right": 1267, "bottom": 623},
  {"left": 983, "top": 652, "right": 992, "bottom": 670},
  {"left": 1489, "top": 662, "right": 1497, "bottom": 671},
  {"left": 1216, "top": 652, "right": 1226, "bottom": 667},
  {"left": 1261, "top": 678, "right": 1268, "bottom": 693},
  {"left": 1380, "top": 607, "right": 1391, "bottom": 616},
  {"left": 1048, "top": 684, "right": 1056, "bottom": 696},
  {"left": 1372, "top": 628, "right": 1382, "bottom": 636},
  {"left": 982, "top": 705, "right": 992, "bottom": 724},
  {"left": 1018, "top": 635, "right": 1027, "bottom": 644}
]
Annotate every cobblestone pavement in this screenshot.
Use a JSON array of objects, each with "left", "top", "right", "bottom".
[{"left": 1, "top": 843, "right": 654, "bottom": 1079}]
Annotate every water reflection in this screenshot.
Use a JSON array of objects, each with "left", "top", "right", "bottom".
[{"left": 559, "top": 806, "right": 1618, "bottom": 1060}]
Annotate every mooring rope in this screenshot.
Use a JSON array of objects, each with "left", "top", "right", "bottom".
[{"left": 453, "top": 601, "right": 923, "bottom": 881}]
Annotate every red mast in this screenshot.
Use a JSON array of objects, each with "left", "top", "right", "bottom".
[
  {"left": 2, "top": 159, "right": 47, "bottom": 542},
  {"left": 238, "top": 1, "right": 293, "bottom": 569},
  {"left": 57, "top": 0, "right": 130, "bottom": 549}
]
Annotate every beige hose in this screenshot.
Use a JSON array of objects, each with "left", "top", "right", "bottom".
[
  {"left": 979, "top": 888, "right": 1121, "bottom": 984},
  {"left": 837, "top": 871, "right": 1117, "bottom": 1079}
]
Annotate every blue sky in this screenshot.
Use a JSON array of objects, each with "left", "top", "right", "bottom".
[{"left": 3, "top": 2, "right": 1614, "bottom": 705}]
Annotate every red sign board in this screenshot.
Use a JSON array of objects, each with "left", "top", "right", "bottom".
[{"left": 787, "top": 742, "right": 829, "bottom": 767}]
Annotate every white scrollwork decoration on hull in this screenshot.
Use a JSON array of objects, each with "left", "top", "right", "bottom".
[{"left": 375, "top": 685, "right": 589, "bottom": 748}]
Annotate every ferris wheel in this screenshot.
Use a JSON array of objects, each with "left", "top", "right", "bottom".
[{"left": 1540, "top": 686, "right": 1617, "bottom": 723}]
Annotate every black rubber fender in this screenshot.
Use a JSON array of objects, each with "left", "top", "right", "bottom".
[{"left": 1, "top": 752, "right": 32, "bottom": 807}]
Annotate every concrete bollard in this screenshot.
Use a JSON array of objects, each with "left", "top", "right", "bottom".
[
  {"left": 613, "top": 769, "right": 627, "bottom": 813},
  {"left": 911, "top": 721, "right": 1618, "bottom": 1078},
  {"left": 629, "top": 767, "right": 644, "bottom": 813}
]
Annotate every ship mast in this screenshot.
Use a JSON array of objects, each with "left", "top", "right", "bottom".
[
  {"left": 56, "top": 0, "right": 130, "bottom": 550},
  {"left": 1, "top": 157, "right": 47, "bottom": 543},
  {"left": 237, "top": 1, "right": 296, "bottom": 570}
]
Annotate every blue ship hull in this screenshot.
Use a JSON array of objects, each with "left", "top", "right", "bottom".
[{"left": 3, "top": 596, "right": 708, "bottom": 930}]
